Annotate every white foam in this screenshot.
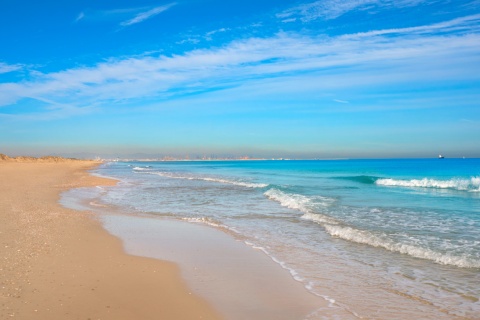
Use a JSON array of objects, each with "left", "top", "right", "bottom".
[
  {"left": 376, "top": 177, "right": 480, "bottom": 192},
  {"left": 141, "top": 171, "right": 268, "bottom": 188},
  {"left": 302, "top": 212, "right": 341, "bottom": 228},
  {"left": 243, "top": 239, "right": 346, "bottom": 315},
  {"left": 186, "top": 219, "right": 341, "bottom": 305},
  {"left": 243, "top": 239, "right": 341, "bottom": 309},
  {"left": 323, "top": 224, "right": 480, "bottom": 268},
  {"left": 264, "top": 188, "right": 335, "bottom": 215},
  {"left": 133, "top": 166, "right": 152, "bottom": 171},
  {"left": 245, "top": 241, "right": 306, "bottom": 280},
  {"left": 182, "top": 216, "right": 224, "bottom": 228},
  {"left": 181, "top": 217, "right": 241, "bottom": 235},
  {"left": 264, "top": 188, "right": 312, "bottom": 213},
  {"left": 200, "top": 177, "right": 269, "bottom": 188}
]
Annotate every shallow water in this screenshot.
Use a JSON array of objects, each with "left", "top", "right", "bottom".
[{"left": 62, "top": 159, "right": 480, "bottom": 319}]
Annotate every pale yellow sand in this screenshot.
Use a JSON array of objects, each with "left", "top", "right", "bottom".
[{"left": 0, "top": 158, "right": 221, "bottom": 320}]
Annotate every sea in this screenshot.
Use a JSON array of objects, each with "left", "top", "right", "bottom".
[{"left": 61, "top": 158, "right": 480, "bottom": 319}]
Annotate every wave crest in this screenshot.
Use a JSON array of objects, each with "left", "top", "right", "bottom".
[
  {"left": 376, "top": 177, "right": 480, "bottom": 192},
  {"left": 138, "top": 170, "right": 268, "bottom": 188},
  {"left": 264, "top": 188, "right": 335, "bottom": 215},
  {"left": 266, "top": 187, "right": 480, "bottom": 268},
  {"left": 133, "top": 166, "right": 151, "bottom": 171},
  {"left": 323, "top": 224, "right": 480, "bottom": 268},
  {"left": 264, "top": 188, "right": 311, "bottom": 213}
]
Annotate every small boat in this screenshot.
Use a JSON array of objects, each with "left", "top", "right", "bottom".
[{"left": 438, "top": 155, "right": 445, "bottom": 159}]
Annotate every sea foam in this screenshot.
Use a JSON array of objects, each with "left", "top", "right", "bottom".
[
  {"left": 135, "top": 169, "right": 268, "bottom": 188},
  {"left": 323, "top": 224, "right": 480, "bottom": 268},
  {"left": 133, "top": 166, "right": 152, "bottom": 171},
  {"left": 264, "top": 188, "right": 312, "bottom": 213},
  {"left": 264, "top": 188, "right": 335, "bottom": 213},
  {"left": 264, "top": 188, "right": 339, "bottom": 225},
  {"left": 376, "top": 177, "right": 480, "bottom": 192},
  {"left": 264, "top": 188, "right": 480, "bottom": 268}
]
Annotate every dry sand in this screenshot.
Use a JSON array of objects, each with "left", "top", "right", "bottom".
[{"left": 0, "top": 159, "right": 221, "bottom": 320}]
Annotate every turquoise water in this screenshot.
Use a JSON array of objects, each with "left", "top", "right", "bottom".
[{"left": 86, "top": 159, "right": 479, "bottom": 319}]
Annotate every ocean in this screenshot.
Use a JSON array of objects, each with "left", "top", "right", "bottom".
[{"left": 62, "top": 158, "right": 480, "bottom": 319}]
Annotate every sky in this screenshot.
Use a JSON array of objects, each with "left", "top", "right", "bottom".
[{"left": 0, "top": 0, "right": 479, "bottom": 158}]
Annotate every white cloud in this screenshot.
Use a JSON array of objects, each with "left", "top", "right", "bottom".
[
  {"left": 176, "top": 38, "right": 201, "bottom": 45},
  {"left": 73, "top": 4, "right": 176, "bottom": 27},
  {"left": 463, "top": 0, "right": 480, "bottom": 9},
  {"left": 341, "top": 13, "right": 480, "bottom": 38},
  {"left": 1, "top": 15, "right": 479, "bottom": 117},
  {"left": 278, "top": 0, "right": 376, "bottom": 21},
  {"left": 278, "top": 0, "right": 431, "bottom": 22},
  {"left": 205, "top": 28, "right": 230, "bottom": 40},
  {"left": 281, "top": 18, "right": 297, "bottom": 23},
  {"left": 0, "top": 62, "right": 23, "bottom": 74},
  {"left": 120, "top": 3, "right": 176, "bottom": 27},
  {"left": 74, "top": 12, "right": 85, "bottom": 23}
]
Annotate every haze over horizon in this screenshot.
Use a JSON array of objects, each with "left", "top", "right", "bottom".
[{"left": 1, "top": 0, "right": 479, "bottom": 159}]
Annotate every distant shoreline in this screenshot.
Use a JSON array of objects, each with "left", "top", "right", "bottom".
[
  {"left": 2, "top": 152, "right": 476, "bottom": 162},
  {"left": 94, "top": 157, "right": 475, "bottom": 162},
  {"left": 0, "top": 153, "right": 84, "bottom": 162}
]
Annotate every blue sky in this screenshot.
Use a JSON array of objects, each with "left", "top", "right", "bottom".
[{"left": 0, "top": 0, "right": 479, "bottom": 158}]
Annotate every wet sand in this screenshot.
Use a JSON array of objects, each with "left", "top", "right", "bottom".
[
  {"left": 59, "top": 166, "right": 330, "bottom": 319},
  {"left": 99, "top": 215, "right": 329, "bottom": 320},
  {"left": 0, "top": 160, "right": 221, "bottom": 319}
]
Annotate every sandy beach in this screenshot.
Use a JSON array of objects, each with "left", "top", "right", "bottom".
[{"left": 0, "top": 158, "right": 221, "bottom": 320}]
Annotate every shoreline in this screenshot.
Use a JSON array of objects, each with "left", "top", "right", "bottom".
[
  {"left": 96, "top": 214, "right": 331, "bottom": 320},
  {"left": 61, "top": 163, "right": 332, "bottom": 320},
  {"left": 0, "top": 160, "right": 221, "bottom": 319},
  {"left": 78, "top": 159, "right": 479, "bottom": 320}
]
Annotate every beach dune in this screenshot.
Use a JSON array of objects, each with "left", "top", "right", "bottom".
[{"left": 0, "top": 157, "right": 221, "bottom": 319}]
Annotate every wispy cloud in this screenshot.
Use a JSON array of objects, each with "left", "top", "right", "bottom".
[
  {"left": 74, "top": 11, "right": 85, "bottom": 23},
  {"left": 278, "top": 0, "right": 376, "bottom": 21},
  {"left": 176, "top": 37, "right": 201, "bottom": 45},
  {"left": 341, "top": 13, "right": 480, "bottom": 38},
  {"left": 177, "top": 27, "right": 233, "bottom": 46},
  {"left": 1, "top": 15, "right": 479, "bottom": 119},
  {"left": 278, "top": 0, "right": 429, "bottom": 22},
  {"left": 205, "top": 28, "right": 230, "bottom": 40},
  {"left": 74, "top": 3, "right": 176, "bottom": 27},
  {"left": 0, "top": 62, "right": 23, "bottom": 74},
  {"left": 462, "top": 0, "right": 480, "bottom": 9},
  {"left": 120, "top": 3, "right": 176, "bottom": 27}
]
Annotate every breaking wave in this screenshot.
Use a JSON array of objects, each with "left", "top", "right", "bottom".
[
  {"left": 376, "top": 177, "right": 480, "bottom": 192},
  {"left": 133, "top": 166, "right": 153, "bottom": 171},
  {"left": 323, "top": 224, "right": 480, "bottom": 269},
  {"left": 264, "top": 188, "right": 335, "bottom": 213},
  {"left": 264, "top": 188, "right": 480, "bottom": 268},
  {"left": 137, "top": 170, "right": 269, "bottom": 188},
  {"left": 264, "top": 188, "right": 338, "bottom": 226},
  {"left": 197, "top": 176, "right": 269, "bottom": 188},
  {"left": 264, "top": 188, "right": 312, "bottom": 214}
]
